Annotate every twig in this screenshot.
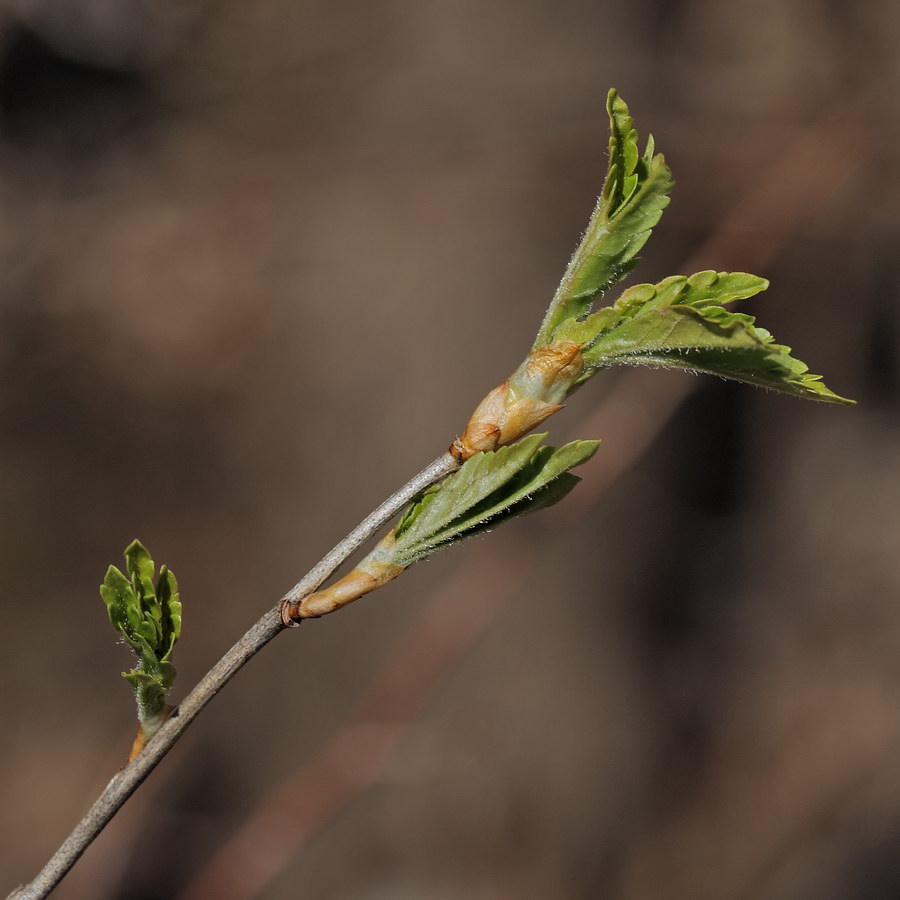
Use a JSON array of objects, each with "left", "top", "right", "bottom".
[
  {"left": 6, "top": 452, "right": 458, "bottom": 900},
  {"left": 172, "top": 87, "right": 873, "bottom": 899}
]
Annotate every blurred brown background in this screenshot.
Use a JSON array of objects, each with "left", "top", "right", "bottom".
[{"left": 1, "top": 1, "right": 899, "bottom": 898}]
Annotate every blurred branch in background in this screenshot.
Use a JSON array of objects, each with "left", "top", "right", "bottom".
[
  {"left": 7, "top": 0, "right": 210, "bottom": 71},
  {"left": 175, "top": 370, "right": 694, "bottom": 900}
]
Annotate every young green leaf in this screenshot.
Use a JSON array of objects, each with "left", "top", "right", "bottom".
[
  {"left": 553, "top": 269, "right": 853, "bottom": 404},
  {"left": 156, "top": 566, "right": 182, "bottom": 663},
  {"left": 534, "top": 89, "right": 674, "bottom": 347},
  {"left": 391, "top": 434, "right": 599, "bottom": 566},
  {"left": 100, "top": 541, "right": 182, "bottom": 737}
]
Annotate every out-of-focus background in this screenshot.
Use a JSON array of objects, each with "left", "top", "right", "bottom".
[{"left": 1, "top": 1, "right": 898, "bottom": 898}]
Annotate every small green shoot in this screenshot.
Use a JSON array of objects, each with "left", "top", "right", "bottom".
[{"left": 100, "top": 540, "right": 181, "bottom": 755}]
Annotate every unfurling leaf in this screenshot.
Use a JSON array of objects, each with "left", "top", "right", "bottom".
[
  {"left": 392, "top": 434, "right": 599, "bottom": 566},
  {"left": 534, "top": 89, "right": 674, "bottom": 347},
  {"left": 555, "top": 270, "right": 854, "bottom": 404},
  {"left": 101, "top": 540, "right": 181, "bottom": 738}
]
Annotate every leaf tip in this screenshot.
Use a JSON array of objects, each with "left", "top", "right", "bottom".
[{"left": 810, "top": 384, "right": 856, "bottom": 406}]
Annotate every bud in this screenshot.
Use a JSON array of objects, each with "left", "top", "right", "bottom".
[
  {"left": 282, "top": 532, "right": 406, "bottom": 621},
  {"left": 452, "top": 341, "right": 584, "bottom": 460},
  {"left": 507, "top": 341, "right": 583, "bottom": 406}
]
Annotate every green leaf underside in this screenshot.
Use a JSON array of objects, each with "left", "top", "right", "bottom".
[
  {"left": 100, "top": 540, "right": 181, "bottom": 724},
  {"left": 553, "top": 270, "right": 854, "bottom": 404},
  {"left": 392, "top": 435, "right": 599, "bottom": 566},
  {"left": 535, "top": 89, "right": 674, "bottom": 347}
]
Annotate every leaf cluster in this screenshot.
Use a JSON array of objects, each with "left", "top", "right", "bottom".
[
  {"left": 100, "top": 540, "right": 181, "bottom": 726},
  {"left": 527, "top": 90, "right": 851, "bottom": 406}
]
